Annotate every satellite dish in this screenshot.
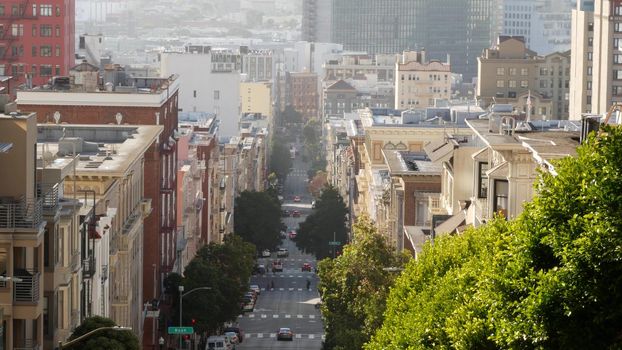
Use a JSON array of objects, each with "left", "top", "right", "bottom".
[
  {"left": 115, "top": 113, "right": 123, "bottom": 125},
  {"left": 53, "top": 111, "right": 61, "bottom": 124}
]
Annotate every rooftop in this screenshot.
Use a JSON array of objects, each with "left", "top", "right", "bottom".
[
  {"left": 37, "top": 124, "right": 163, "bottom": 176},
  {"left": 383, "top": 151, "right": 443, "bottom": 175}
]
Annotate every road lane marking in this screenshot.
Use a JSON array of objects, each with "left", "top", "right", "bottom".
[
  {"left": 270, "top": 333, "right": 276, "bottom": 338},
  {"left": 258, "top": 333, "right": 264, "bottom": 338},
  {"left": 309, "top": 315, "right": 315, "bottom": 319},
  {"left": 248, "top": 314, "right": 254, "bottom": 318},
  {"left": 309, "top": 334, "right": 315, "bottom": 339},
  {"left": 285, "top": 314, "right": 291, "bottom": 318},
  {"left": 261, "top": 314, "right": 267, "bottom": 318},
  {"left": 297, "top": 314, "right": 303, "bottom": 318},
  {"left": 296, "top": 334, "right": 302, "bottom": 339},
  {"left": 273, "top": 314, "right": 279, "bottom": 318}
]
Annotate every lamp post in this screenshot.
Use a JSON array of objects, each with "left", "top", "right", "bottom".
[
  {"left": 58, "top": 326, "right": 131, "bottom": 349},
  {"left": 159, "top": 336, "right": 165, "bottom": 350},
  {"left": 179, "top": 286, "right": 212, "bottom": 349}
]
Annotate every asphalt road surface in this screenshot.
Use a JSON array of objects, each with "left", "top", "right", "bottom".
[{"left": 236, "top": 149, "right": 323, "bottom": 350}]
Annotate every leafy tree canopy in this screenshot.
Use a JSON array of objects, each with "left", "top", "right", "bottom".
[
  {"left": 318, "top": 215, "right": 410, "bottom": 350},
  {"left": 66, "top": 316, "right": 139, "bottom": 350},
  {"left": 281, "top": 105, "right": 303, "bottom": 125},
  {"left": 269, "top": 138, "right": 292, "bottom": 182},
  {"left": 366, "top": 125, "right": 622, "bottom": 349},
  {"left": 234, "top": 190, "right": 282, "bottom": 251},
  {"left": 179, "top": 234, "right": 256, "bottom": 333},
  {"left": 296, "top": 186, "right": 347, "bottom": 259}
]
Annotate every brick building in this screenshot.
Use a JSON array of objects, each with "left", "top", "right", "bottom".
[
  {"left": 0, "top": 0, "right": 76, "bottom": 93},
  {"left": 286, "top": 71, "right": 319, "bottom": 120},
  {"left": 16, "top": 65, "right": 179, "bottom": 349}
]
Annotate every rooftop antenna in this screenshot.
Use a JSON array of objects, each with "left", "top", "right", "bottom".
[
  {"left": 53, "top": 111, "right": 61, "bottom": 124},
  {"left": 115, "top": 112, "right": 123, "bottom": 125}
]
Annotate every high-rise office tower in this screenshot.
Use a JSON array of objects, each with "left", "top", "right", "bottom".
[
  {"left": 0, "top": 0, "right": 75, "bottom": 93},
  {"left": 569, "top": 0, "right": 621, "bottom": 119},
  {"left": 303, "top": 0, "right": 496, "bottom": 80}
]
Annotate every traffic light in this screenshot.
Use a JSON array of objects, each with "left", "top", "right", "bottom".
[
  {"left": 191, "top": 318, "right": 196, "bottom": 326},
  {"left": 183, "top": 335, "right": 190, "bottom": 340}
]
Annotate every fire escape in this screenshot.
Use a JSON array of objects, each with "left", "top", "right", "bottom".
[
  {"left": 160, "top": 137, "right": 177, "bottom": 273},
  {"left": 0, "top": 1, "right": 36, "bottom": 63}
]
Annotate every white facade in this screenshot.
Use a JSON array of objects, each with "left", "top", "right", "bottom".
[
  {"left": 160, "top": 52, "right": 241, "bottom": 138},
  {"left": 284, "top": 42, "right": 343, "bottom": 76}
]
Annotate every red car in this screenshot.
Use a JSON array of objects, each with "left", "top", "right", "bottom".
[
  {"left": 293, "top": 196, "right": 301, "bottom": 202},
  {"left": 302, "top": 263, "right": 312, "bottom": 272},
  {"left": 288, "top": 230, "right": 297, "bottom": 239},
  {"left": 292, "top": 210, "right": 301, "bottom": 217}
]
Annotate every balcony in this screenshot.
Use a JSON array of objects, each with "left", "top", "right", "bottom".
[
  {"left": 0, "top": 198, "right": 43, "bottom": 230},
  {"left": 14, "top": 339, "right": 38, "bottom": 350},
  {"left": 13, "top": 269, "right": 40, "bottom": 303},
  {"left": 38, "top": 183, "right": 60, "bottom": 216},
  {"left": 82, "top": 257, "right": 96, "bottom": 279}
]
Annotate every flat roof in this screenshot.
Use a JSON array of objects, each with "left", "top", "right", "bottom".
[
  {"left": 37, "top": 124, "right": 163, "bottom": 176},
  {"left": 383, "top": 150, "right": 443, "bottom": 175}
]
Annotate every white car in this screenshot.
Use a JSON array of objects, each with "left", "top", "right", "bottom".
[
  {"left": 262, "top": 249, "right": 271, "bottom": 257},
  {"left": 224, "top": 331, "right": 239, "bottom": 345}
]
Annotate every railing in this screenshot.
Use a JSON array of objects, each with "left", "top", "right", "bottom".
[
  {"left": 13, "top": 270, "right": 40, "bottom": 303},
  {"left": 38, "top": 183, "right": 60, "bottom": 215},
  {"left": 473, "top": 197, "right": 489, "bottom": 223},
  {"left": 0, "top": 198, "right": 43, "bottom": 229},
  {"left": 82, "top": 257, "right": 96, "bottom": 279},
  {"left": 14, "top": 338, "right": 38, "bottom": 350},
  {"left": 70, "top": 251, "right": 81, "bottom": 272}
]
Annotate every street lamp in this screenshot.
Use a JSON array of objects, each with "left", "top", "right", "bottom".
[
  {"left": 158, "top": 336, "right": 165, "bottom": 350},
  {"left": 58, "top": 326, "right": 132, "bottom": 349},
  {"left": 179, "top": 286, "right": 212, "bottom": 349}
]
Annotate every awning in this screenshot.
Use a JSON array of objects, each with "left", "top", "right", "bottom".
[
  {"left": 471, "top": 147, "right": 489, "bottom": 161},
  {"left": 424, "top": 139, "right": 454, "bottom": 163},
  {"left": 487, "top": 161, "right": 509, "bottom": 178},
  {"left": 434, "top": 210, "right": 466, "bottom": 235}
]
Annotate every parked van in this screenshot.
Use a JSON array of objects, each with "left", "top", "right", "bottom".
[{"left": 205, "top": 336, "right": 233, "bottom": 350}]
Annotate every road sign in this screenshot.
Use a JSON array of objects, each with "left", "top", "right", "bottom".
[
  {"left": 146, "top": 310, "right": 160, "bottom": 318},
  {"left": 328, "top": 241, "right": 341, "bottom": 246},
  {"left": 168, "top": 327, "right": 194, "bottom": 335}
]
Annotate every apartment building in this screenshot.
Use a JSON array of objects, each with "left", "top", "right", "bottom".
[
  {"left": 241, "top": 49, "right": 273, "bottom": 82},
  {"left": 37, "top": 124, "right": 162, "bottom": 344},
  {"left": 16, "top": 65, "right": 179, "bottom": 350},
  {"left": 323, "top": 53, "right": 397, "bottom": 84},
  {"left": 424, "top": 116, "right": 581, "bottom": 235},
  {"left": 395, "top": 51, "right": 451, "bottom": 109},
  {"left": 569, "top": 0, "right": 622, "bottom": 119},
  {"left": 240, "top": 82, "right": 273, "bottom": 119},
  {"left": 0, "top": 112, "right": 46, "bottom": 349},
  {"left": 0, "top": 0, "right": 75, "bottom": 91},
  {"left": 286, "top": 72, "right": 319, "bottom": 120},
  {"left": 477, "top": 36, "right": 570, "bottom": 119}
]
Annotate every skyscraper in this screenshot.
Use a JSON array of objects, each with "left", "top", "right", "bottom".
[
  {"left": 569, "top": 0, "right": 621, "bottom": 119},
  {"left": 303, "top": 0, "right": 496, "bottom": 80}
]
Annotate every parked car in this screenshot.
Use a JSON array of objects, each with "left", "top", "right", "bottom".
[
  {"left": 293, "top": 195, "right": 301, "bottom": 202},
  {"left": 292, "top": 210, "right": 301, "bottom": 217},
  {"left": 250, "top": 284, "right": 261, "bottom": 295},
  {"left": 281, "top": 210, "right": 290, "bottom": 217},
  {"left": 222, "top": 327, "right": 244, "bottom": 344},
  {"left": 277, "top": 248, "right": 289, "bottom": 257},
  {"left": 206, "top": 336, "right": 233, "bottom": 350},
  {"left": 272, "top": 259, "right": 283, "bottom": 272},
  {"left": 311, "top": 200, "right": 316, "bottom": 208},
  {"left": 302, "top": 263, "right": 312, "bottom": 272},
  {"left": 288, "top": 230, "right": 297, "bottom": 239},
  {"left": 277, "top": 327, "right": 294, "bottom": 341},
  {"left": 262, "top": 249, "right": 271, "bottom": 257},
  {"left": 224, "top": 331, "right": 239, "bottom": 345},
  {"left": 257, "top": 264, "right": 266, "bottom": 274},
  {"left": 243, "top": 302, "right": 254, "bottom": 312}
]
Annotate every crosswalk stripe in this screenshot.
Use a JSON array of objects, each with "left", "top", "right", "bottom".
[
  {"left": 258, "top": 333, "right": 264, "bottom": 338},
  {"left": 248, "top": 314, "right": 254, "bottom": 318},
  {"left": 297, "top": 314, "right": 303, "bottom": 318},
  {"left": 309, "top": 334, "right": 315, "bottom": 339},
  {"left": 285, "top": 314, "right": 291, "bottom": 318},
  {"left": 289, "top": 288, "right": 294, "bottom": 291},
  {"left": 298, "top": 288, "right": 302, "bottom": 291},
  {"left": 279, "top": 287, "right": 284, "bottom": 290},
  {"left": 309, "top": 315, "right": 315, "bottom": 319},
  {"left": 269, "top": 333, "right": 276, "bottom": 338},
  {"left": 261, "top": 314, "right": 267, "bottom": 318},
  {"left": 245, "top": 334, "right": 251, "bottom": 339},
  {"left": 296, "top": 334, "right": 302, "bottom": 339}
]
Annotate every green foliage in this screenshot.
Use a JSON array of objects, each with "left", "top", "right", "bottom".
[
  {"left": 234, "top": 190, "right": 282, "bottom": 251},
  {"left": 66, "top": 316, "right": 139, "bottom": 350},
  {"left": 296, "top": 186, "right": 348, "bottom": 259},
  {"left": 318, "top": 215, "right": 410, "bottom": 350},
  {"left": 282, "top": 105, "right": 303, "bottom": 125},
  {"left": 269, "top": 138, "right": 293, "bottom": 182},
  {"left": 303, "top": 120, "right": 320, "bottom": 145},
  {"left": 180, "top": 234, "right": 256, "bottom": 333},
  {"left": 366, "top": 125, "right": 622, "bottom": 349}
]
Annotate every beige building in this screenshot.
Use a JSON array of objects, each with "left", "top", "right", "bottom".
[
  {"left": 570, "top": 0, "right": 622, "bottom": 119},
  {"left": 37, "top": 123, "right": 162, "bottom": 344},
  {"left": 0, "top": 112, "right": 46, "bottom": 349},
  {"left": 240, "top": 82, "right": 273, "bottom": 119},
  {"left": 395, "top": 51, "right": 451, "bottom": 109},
  {"left": 424, "top": 116, "right": 581, "bottom": 235},
  {"left": 477, "top": 36, "right": 570, "bottom": 120}
]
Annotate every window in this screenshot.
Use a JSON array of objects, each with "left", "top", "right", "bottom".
[
  {"left": 539, "top": 67, "right": 548, "bottom": 75},
  {"left": 55, "top": 25, "right": 60, "bottom": 37},
  {"left": 508, "top": 91, "right": 517, "bottom": 98},
  {"left": 0, "top": 5, "right": 4, "bottom": 16},
  {"left": 540, "top": 80, "right": 547, "bottom": 88},
  {"left": 496, "top": 80, "right": 504, "bottom": 88},
  {"left": 614, "top": 86, "right": 622, "bottom": 96},
  {"left": 521, "top": 80, "right": 529, "bottom": 88},
  {"left": 493, "top": 179, "right": 509, "bottom": 219},
  {"left": 31, "top": 65, "right": 37, "bottom": 77},
  {"left": 477, "top": 162, "right": 489, "bottom": 198},
  {"left": 588, "top": 22, "right": 593, "bottom": 31},
  {"left": 39, "top": 64, "right": 52, "bottom": 77},
  {"left": 615, "top": 70, "right": 622, "bottom": 80},
  {"left": 509, "top": 80, "right": 517, "bottom": 88},
  {"left": 32, "top": 46, "right": 37, "bottom": 57},
  {"left": 55, "top": 5, "right": 61, "bottom": 16},
  {"left": 40, "top": 45, "right": 52, "bottom": 56},
  {"left": 40, "top": 25, "right": 52, "bottom": 37},
  {"left": 55, "top": 45, "right": 60, "bottom": 57},
  {"left": 615, "top": 54, "right": 622, "bottom": 64},
  {"left": 615, "top": 5, "right": 622, "bottom": 16},
  {"left": 11, "top": 45, "right": 23, "bottom": 57},
  {"left": 11, "top": 24, "right": 24, "bottom": 37},
  {"left": 32, "top": 4, "right": 37, "bottom": 16},
  {"left": 616, "top": 23, "right": 622, "bottom": 33},
  {"left": 587, "top": 81, "right": 592, "bottom": 90},
  {"left": 40, "top": 4, "right": 52, "bottom": 16},
  {"left": 32, "top": 24, "right": 37, "bottom": 37},
  {"left": 521, "top": 68, "right": 529, "bottom": 76},
  {"left": 587, "top": 67, "right": 592, "bottom": 76},
  {"left": 587, "top": 52, "right": 593, "bottom": 61},
  {"left": 509, "top": 67, "right": 517, "bottom": 76},
  {"left": 214, "top": 90, "right": 220, "bottom": 100},
  {"left": 496, "top": 67, "right": 505, "bottom": 75},
  {"left": 588, "top": 37, "right": 594, "bottom": 46},
  {"left": 193, "top": 90, "right": 197, "bottom": 98},
  {"left": 55, "top": 65, "right": 60, "bottom": 75}
]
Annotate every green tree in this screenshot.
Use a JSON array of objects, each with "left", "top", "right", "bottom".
[
  {"left": 318, "top": 215, "right": 410, "bottom": 350},
  {"left": 179, "top": 235, "right": 256, "bottom": 333},
  {"left": 66, "top": 316, "right": 139, "bottom": 350},
  {"left": 282, "top": 105, "right": 303, "bottom": 125},
  {"left": 269, "top": 138, "right": 292, "bottom": 182},
  {"left": 366, "top": 125, "right": 622, "bottom": 349},
  {"left": 234, "top": 190, "right": 282, "bottom": 251},
  {"left": 302, "top": 120, "right": 320, "bottom": 145},
  {"left": 296, "top": 186, "right": 347, "bottom": 259}
]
